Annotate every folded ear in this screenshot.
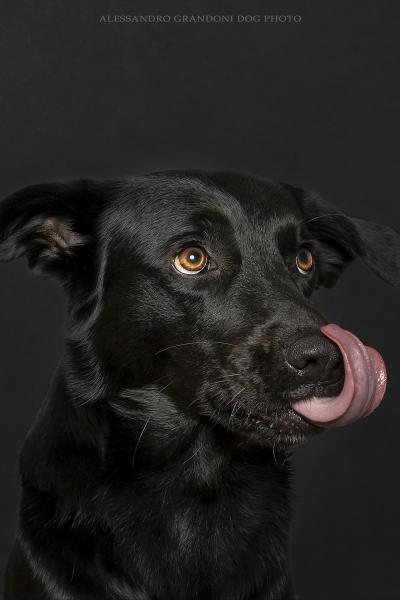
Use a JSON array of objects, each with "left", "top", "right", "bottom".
[
  {"left": 350, "top": 217, "right": 400, "bottom": 286},
  {"left": 286, "top": 185, "right": 400, "bottom": 288},
  {"left": 0, "top": 180, "right": 105, "bottom": 283}
]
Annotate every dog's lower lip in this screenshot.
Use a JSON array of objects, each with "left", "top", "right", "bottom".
[
  {"left": 216, "top": 405, "right": 318, "bottom": 448},
  {"left": 221, "top": 406, "right": 268, "bottom": 423},
  {"left": 219, "top": 405, "right": 307, "bottom": 428},
  {"left": 285, "top": 378, "right": 345, "bottom": 402}
]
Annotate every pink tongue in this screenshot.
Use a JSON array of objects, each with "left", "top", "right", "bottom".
[{"left": 292, "top": 324, "right": 387, "bottom": 428}]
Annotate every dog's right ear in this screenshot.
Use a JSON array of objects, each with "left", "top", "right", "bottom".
[
  {"left": 285, "top": 184, "right": 400, "bottom": 288},
  {"left": 0, "top": 180, "right": 106, "bottom": 283}
]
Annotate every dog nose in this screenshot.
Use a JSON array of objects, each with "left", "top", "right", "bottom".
[{"left": 285, "top": 334, "right": 343, "bottom": 384}]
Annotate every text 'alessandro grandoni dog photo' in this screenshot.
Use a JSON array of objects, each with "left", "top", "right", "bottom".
[{"left": 1, "top": 171, "right": 399, "bottom": 599}]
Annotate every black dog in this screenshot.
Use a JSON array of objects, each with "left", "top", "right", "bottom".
[{"left": 2, "top": 171, "right": 399, "bottom": 599}]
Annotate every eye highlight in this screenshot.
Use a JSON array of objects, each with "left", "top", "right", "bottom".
[
  {"left": 174, "top": 246, "right": 208, "bottom": 275},
  {"left": 296, "top": 248, "right": 314, "bottom": 275}
]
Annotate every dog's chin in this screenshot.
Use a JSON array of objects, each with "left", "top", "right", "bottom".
[
  {"left": 205, "top": 380, "right": 344, "bottom": 449},
  {"left": 209, "top": 403, "right": 322, "bottom": 449}
]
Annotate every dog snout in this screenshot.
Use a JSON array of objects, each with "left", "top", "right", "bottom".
[{"left": 285, "top": 333, "right": 343, "bottom": 385}]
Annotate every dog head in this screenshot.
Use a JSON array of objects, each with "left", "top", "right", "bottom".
[{"left": 1, "top": 171, "right": 399, "bottom": 448}]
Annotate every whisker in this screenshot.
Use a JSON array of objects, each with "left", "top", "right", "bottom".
[
  {"left": 211, "top": 373, "right": 241, "bottom": 384},
  {"left": 226, "top": 387, "right": 247, "bottom": 429},
  {"left": 272, "top": 442, "right": 278, "bottom": 466},
  {"left": 159, "top": 380, "right": 174, "bottom": 392},
  {"left": 300, "top": 212, "right": 344, "bottom": 226},
  {"left": 184, "top": 397, "right": 199, "bottom": 411},
  {"left": 144, "top": 380, "right": 174, "bottom": 393},
  {"left": 226, "top": 386, "right": 247, "bottom": 408},
  {"left": 228, "top": 400, "right": 240, "bottom": 429},
  {"left": 155, "top": 341, "right": 235, "bottom": 356},
  {"left": 181, "top": 445, "right": 202, "bottom": 466},
  {"left": 120, "top": 380, "right": 174, "bottom": 400},
  {"left": 131, "top": 416, "right": 151, "bottom": 469}
]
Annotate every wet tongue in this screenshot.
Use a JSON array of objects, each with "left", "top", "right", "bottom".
[{"left": 292, "top": 324, "right": 387, "bottom": 428}]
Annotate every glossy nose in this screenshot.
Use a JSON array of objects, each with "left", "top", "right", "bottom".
[{"left": 285, "top": 334, "right": 343, "bottom": 384}]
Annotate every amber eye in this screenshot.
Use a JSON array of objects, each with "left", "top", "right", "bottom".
[
  {"left": 174, "top": 247, "right": 208, "bottom": 275},
  {"left": 296, "top": 248, "right": 314, "bottom": 274}
]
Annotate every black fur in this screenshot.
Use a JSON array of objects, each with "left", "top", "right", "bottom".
[{"left": 2, "top": 171, "right": 399, "bottom": 599}]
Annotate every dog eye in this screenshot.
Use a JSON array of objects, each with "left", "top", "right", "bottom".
[
  {"left": 174, "top": 247, "right": 208, "bottom": 275},
  {"left": 296, "top": 248, "right": 314, "bottom": 274}
]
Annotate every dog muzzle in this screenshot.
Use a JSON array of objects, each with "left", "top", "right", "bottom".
[{"left": 292, "top": 323, "right": 387, "bottom": 427}]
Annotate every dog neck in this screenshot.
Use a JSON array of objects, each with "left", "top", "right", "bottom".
[{"left": 18, "top": 368, "right": 294, "bottom": 599}]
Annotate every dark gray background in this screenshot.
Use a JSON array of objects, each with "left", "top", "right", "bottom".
[{"left": 0, "top": 2, "right": 399, "bottom": 599}]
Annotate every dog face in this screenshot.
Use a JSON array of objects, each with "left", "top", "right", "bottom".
[{"left": 1, "top": 171, "right": 399, "bottom": 448}]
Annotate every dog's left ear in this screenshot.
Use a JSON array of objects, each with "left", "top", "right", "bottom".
[
  {"left": 286, "top": 185, "right": 400, "bottom": 288},
  {"left": 0, "top": 180, "right": 106, "bottom": 283}
]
